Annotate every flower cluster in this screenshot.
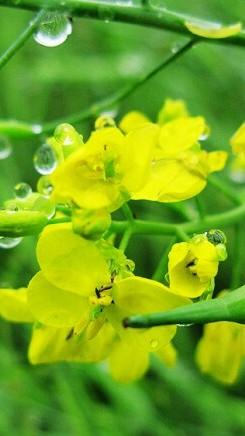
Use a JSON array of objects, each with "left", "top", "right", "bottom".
[{"left": 1, "top": 98, "right": 239, "bottom": 384}]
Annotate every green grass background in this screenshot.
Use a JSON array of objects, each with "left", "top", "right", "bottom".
[{"left": 0, "top": 1, "right": 245, "bottom": 434}]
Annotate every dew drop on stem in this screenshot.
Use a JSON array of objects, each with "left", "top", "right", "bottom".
[{"left": 34, "top": 11, "right": 73, "bottom": 48}]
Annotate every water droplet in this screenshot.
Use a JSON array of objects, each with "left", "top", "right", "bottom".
[
  {"left": 150, "top": 339, "right": 159, "bottom": 349},
  {"left": 34, "top": 11, "right": 72, "bottom": 48},
  {"left": 34, "top": 143, "right": 57, "bottom": 175},
  {"left": 37, "top": 175, "right": 53, "bottom": 196},
  {"left": 0, "top": 136, "right": 12, "bottom": 160},
  {"left": 0, "top": 236, "right": 22, "bottom": 249},
  {"left": 14, "top": 182, "right": 32, "bottom": 199}
]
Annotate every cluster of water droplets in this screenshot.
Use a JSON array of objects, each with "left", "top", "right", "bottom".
[
  {"left": 0, "top": 136, "right": 12, "bottom": 160},
  {"left": 34, "top": 11, "right": 73, "bottom": 48}
]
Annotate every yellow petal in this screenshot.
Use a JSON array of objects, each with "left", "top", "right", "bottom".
[
  {"left": 133, "top": 159, "right": 206, "bottom": 203},
  {"left": 230, "top": 123, "right": 245, "bottom": 154},
  {"left": 108, "top": 338, "right": 149, "bottom": 383},
  {"left": 110, "top": 276, "right": 190, "bottom": 351},
  {"left": 121, "top": 123, "right": 159, "bottom": 193},
  {"left": 119, "top": 111, "right": 150, "bottom": 133},
  {"left": 51, "top": 127, "right": 125, "bottom": 210},
  {"left": 0, "top": 288, "right": 35, "bottom": 323},
  {"left": 158, "top": 117, "right": 206, "bottom": 158},
  {"left": 28, "top": 321, "right": 115, "bottom": 364},
  {"left": 185, "top": 20, "right": 242, "bottom": 39},
  {"left": 207, "top": 151, "right": 227, "bottom": 172},
  {"left": 196, "top": 322, "right": 243, "bottom": 384},
  {"left": 156, "top": 342, "right": 177, "bottom": 367},
  {"left": 37, "top": 223, "right": 110, "bottom": 296},
  {"left": 28, "top": 272, "right": 89, "bottom": 327},
  {"left": 157, "top": 99, "right": 189, "bottom": 125},
  {"left": 168, "top": 242, "right": 209, "bottom": 297}
]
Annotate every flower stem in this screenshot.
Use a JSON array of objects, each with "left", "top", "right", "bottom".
[
  {"left": 0, "top": 1, "right": 244, "bottom": 47},
  {"left": 0, "top": 10, "right": 45, "bottom": 70}
]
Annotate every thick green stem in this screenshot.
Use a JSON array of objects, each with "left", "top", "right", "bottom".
[
  {"left": 0, "top": 10, "right": 45, "bottom": 70},
  {"left": 0, "top": 1, "right": 244, "bottom": 47},
  {"left": 124, "top": 285, "right": 245, "bottom": 327},
  {"left": 0, "top": 210, "right": 48, "bottom": 237}
]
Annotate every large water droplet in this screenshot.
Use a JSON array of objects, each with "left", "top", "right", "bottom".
[
  {"left": 14, "top": 182, "right": 32, "bottom": 199},
  {"left": 0, "top": 136, "right": 12, "bottom": 160},
  {"left": 0, "top": 236, "right": 22, "bottom": 249},
  {"left": 34, "top": 11, "right": 72, "bottom": 47},
  {"left": 34, "top": 143, "right": 57, "bottom": 175}
]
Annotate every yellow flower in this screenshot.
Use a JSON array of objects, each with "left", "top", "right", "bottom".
[
  {"left": 185, "top": 20, "right": 242, "bottom": 39},
  {"left": 229, "top": 123, "right": 245, "bottom": 183},
  {"left": 121, "top": 99, "right": 227, "bottom": 203},
  {"left": 230, "top": 122, "right": 245, "bottom": 154},
  {"left": 196, "top": 317, "right": 245, "bottom": 384},
  {"left": 50, "top": 122, "right": 158, "bottom": 211},
  {"left": 27, "top": 223, "right": 190, "bottom": 382},
  {"left": 168, "top": 233, "right": 227, "bottom": 298}
]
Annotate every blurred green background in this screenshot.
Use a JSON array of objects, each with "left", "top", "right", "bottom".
[{"left": 0, "top": 1, "right": 245, "bottom": 435}]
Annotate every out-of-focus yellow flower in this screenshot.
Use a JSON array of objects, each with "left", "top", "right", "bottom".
[
  {"left": 50, "top": 122, "right": 158, "bottom": 211},
  {"left": 230, "top": 122, "right": 245, "bottom": 154},
  {"left": 196, "top": 311, "right": 245, "bottom": 384},
  {"left": 230, "top": 123, "right": 245, "bottom": 183},
  {"left": 168, "top": 233, "right": 227, "bottom": 298},
  {"left": 26, "top": 223, "right": 190, "bottom": 382},
  {"left": 185, "top": 20, "right": 242, "bottom": 39}
]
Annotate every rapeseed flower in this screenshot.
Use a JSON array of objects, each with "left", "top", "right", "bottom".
[
  {"left": 167, "top": 232, "right": 227, "bottom": 298},
  {"left": 26, "top": 223, "right": 190, "bottom": 382},
  {"left": 120, "top": 99, "right": 227, "bottom": 203},
  {"left": 50, "top": 122, "right": 158, "bottom": 211}
]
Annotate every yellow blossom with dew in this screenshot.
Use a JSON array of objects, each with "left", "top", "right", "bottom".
[
  {"left": 25, "top": 223, "right": 190, "bottom": 382},
  {"left": 167, "top": 232, "right": 227, "bottom": 298},
  {"left": 50, "top": 122, "right": 158, "bottom": 211}
]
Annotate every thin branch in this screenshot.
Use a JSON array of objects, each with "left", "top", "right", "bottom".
[
  {"left": 0, "top": 38, "right": 195, "bottom": 137},
  {"left": 0, "top": 1, "right": 244, "bottom": 47},
  {"left": 0, "top": 10, "right": 45, "bottom": 70}
]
